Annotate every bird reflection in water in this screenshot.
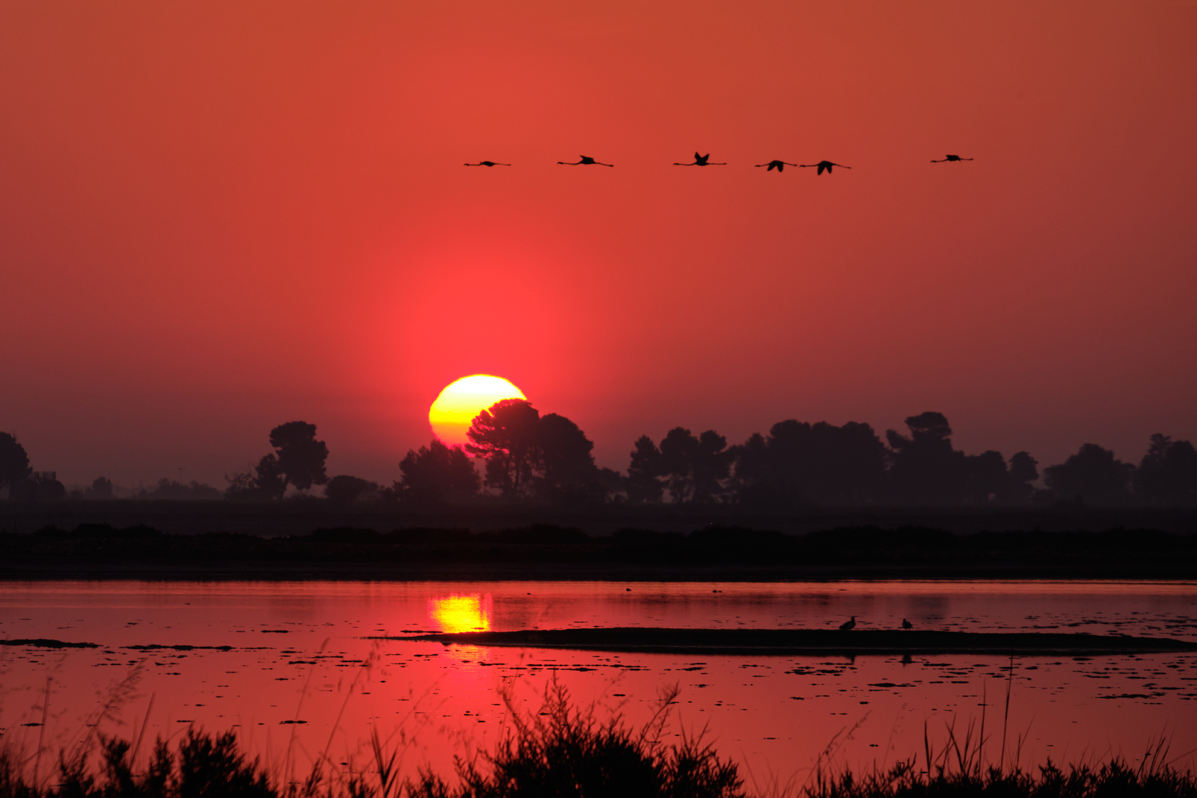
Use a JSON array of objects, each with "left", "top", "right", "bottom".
[{"left": 429, "top": 594, "right": 493, "bottom": 634}]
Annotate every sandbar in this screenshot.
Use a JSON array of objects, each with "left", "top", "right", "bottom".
[{"left": 386, "top": 627, "right": 1197, "bottom": 656}]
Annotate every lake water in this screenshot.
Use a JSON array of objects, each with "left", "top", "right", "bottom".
[{"left": 2, "top": 580, "right": 1195, "bottom": 790}]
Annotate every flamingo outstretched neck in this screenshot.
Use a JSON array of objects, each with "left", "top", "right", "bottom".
[
  {"left": 800, "top": 160, "right": 851, "bottom": 175},
  {"left": 464, "top": 161, "right": 511, "bottom": 167},
  {"left": 931, "top": 154, "right": 974, "bottom": 163},
  {"left": 674, "top": 152, "right": 726, "bottom": 166},
  {"left": 558, "top": 155, "right": 614, "bottom": 167},
  {"left": 756, "top": 160, "right": 798, "bottom": 172}
]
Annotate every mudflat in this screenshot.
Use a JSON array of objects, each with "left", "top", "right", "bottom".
[{"left": 390, "top": 627, "right": 1197, "bottom": 656}]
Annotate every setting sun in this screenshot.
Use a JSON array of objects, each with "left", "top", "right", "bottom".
[
  {"left": 429, "top": 594, "right": 492, "bottom": 634},
  {"left": 428, "top": 375, "right": 526, "bottom": 448}
]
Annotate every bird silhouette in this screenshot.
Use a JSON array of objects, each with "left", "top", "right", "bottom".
[
  {"left": 558, "top": 155, "right": 614, "bottom": 167},
  {"left": 839, "top": 616, "right": 856, "bottom": 631},
  {"left": 902, "top": 618, "right": 913, "bottom": 630},
  {"left": 800, "top": 160, "right": 851, "bottom": 175},
  {"left": 756, "top": 160, "right": 799, "bottom": 172},
  {"left": 464, "top": 160, "right": 510, "bottom": 167},
  {"left": 674, "top": 152, "right": 726, "bottom": 166},
  {"left": 931, "top": 154, "right": 973, "bottom": 163}
]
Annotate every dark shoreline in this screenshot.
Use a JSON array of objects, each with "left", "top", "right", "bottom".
[
  {"left": 384, "top": 627, "right": 1197, "bottom": 656},
  {"left": 4, "top": 561, "right": 1197, "bottom": 582},
  {"left": 2, "top": 500, "right": 1196, "bottom": 536},
  {"left": 3, "top": 518, "right": 1196, "bottom": 582}
]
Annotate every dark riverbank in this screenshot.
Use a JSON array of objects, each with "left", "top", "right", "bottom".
[
  {"left": 2, "top": 500, "right": 1196, "bottom": 537},
  {"left": 2, "top": 521, "right": 1196, "bottom": 581}
]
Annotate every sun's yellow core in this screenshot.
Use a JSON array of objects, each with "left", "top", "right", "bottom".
[
  {"left": 429, "top": 594, "right": 492, "bottom": 634},
  {"left": 428, "top": 374, "right": 526, "bottom": 448}
]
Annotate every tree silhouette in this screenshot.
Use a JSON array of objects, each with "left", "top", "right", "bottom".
[
  {"left": 537, "top": 413, "right": 599, "bottom": 501},
  {"left": 466, "top": 399, "right": 543, "bottom": 497},
  {"left": 658, "top": 428, "right": 731, "bottom": 503},
  {"left": 659, "top": 428, "right": 700, "bottom": 502},
  {"left": 886, "top": 412, "right": 969, "bottom": 503},
  {"left": 10, "top": 473, "right": 65, "bottom": 501},
  {"left": 254, "top": 453, "right": 287, "bottom": 500},
  {"left": 626, "top": 435, "right": 664, "bottom": 503},
  {"left": 1044, "top": 443, "right": 1134, "bottom": 505},
  {"left": 728, "top": 432, "right": 772, "bottom": 504},
  {"left": 399, "top": 439, "right": 480, "bottom": 503},
  {"left": 84, "top": 476, "right": 114, "bottom": 499},
  {"left": 733, "top": 420, "right": 887, "bottom": 507},
  {"left": 693, "top": 430, "right": 733, "bottom": 503},
  {"left": 1134, "top": 434, "right": 1197, "bottom": 504},
  {"left": 963, "top": 450, "right": 1009, "bottom": 504},
  {"left": 1003, "top": 451, "right": 1039, "bottom": 503},
  {"left": 0, "top": 432, "right": 31, "bottom": 496},
  {"left": 594, "top": 466, "right": 627, "bottom": 503},
  {"left": 268, "top": 422, "right": 329, "bottom": 494}
]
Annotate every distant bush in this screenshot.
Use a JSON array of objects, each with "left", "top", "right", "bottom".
[
  {"left": 136, "top": 478, "right": 221, "bottom": 501},
  {"left": 36, "top": 523, "right": 162, "bottom": 540},
  {"left": 324, "top": 475, "right": 381, "bottom": 506},
  {"left": 306, "top": 526, "right": 382, "bottom": 544},
  {"left": 479, "top": 524, "right": 588, "bottom": 546}
]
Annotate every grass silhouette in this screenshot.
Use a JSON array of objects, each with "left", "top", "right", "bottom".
[{"left": 2, "top": 674, "right": 1195, "bottom": 797}]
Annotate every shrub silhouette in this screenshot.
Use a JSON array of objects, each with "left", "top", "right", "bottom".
[
  {"left": 413, "top": 681, "right": 744, "bottom": 798},
  {"left": 324, "top": 475, "right": 380, "bottom": 505}
]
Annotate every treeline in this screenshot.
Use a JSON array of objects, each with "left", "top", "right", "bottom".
[
  {"left": 3, "top": 405, "right": 1196, "bottom": 507},
  {"left": 214, "top": 404, "right": 1197, "bottom": 507}
]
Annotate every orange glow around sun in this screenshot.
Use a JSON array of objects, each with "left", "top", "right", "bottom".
[
  {"left": 428, "top": 374, "right": 526, "bottom": 448},
  {"left": 429, "top": 594, "right": 492, "bottom": 634}
]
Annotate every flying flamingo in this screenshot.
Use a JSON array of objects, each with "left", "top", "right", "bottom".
[
  {"left": 756, "top": 159, "right": 799, "bottom": 173},
  {"left": 674, "top": 152, "right": 726, "bottom": 166},
  {"left": 800, "top": 160, "right": 851, "bottom": 175},
  {"left": 464, "top": 160, "right": 511, "bottom": 167},
  {"left": 931, "top": 154, "right": 974, "bottom": 163},
  {"left": 558, "top": 155, "right": 614, "bottom": 167}
]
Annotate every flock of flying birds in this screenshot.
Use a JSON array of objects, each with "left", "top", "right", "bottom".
[{"left": 464, "top": 153, "right": 974, "bottom": 171}]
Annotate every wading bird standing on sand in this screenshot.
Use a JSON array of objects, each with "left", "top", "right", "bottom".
[
  {"left": 756, "top": 160, "right": 799, "bottom": 172},
  {"left": 902, "top": 618, "right": 913, "bottom": 630},
  {"left": 839, "top": 616, "right": 857, "bottom": 631},
  {"left": 801, "top": 160, "right": 851, "bottom": 175},
  {"left": 464, "top": 160, "right": 510, "bottom": 167},
  {"left": 674, "top": 152, "right": 726, "bottom": 166},
  {"left": 558, "top": 155, "right": 614, "bottom": 167},
  {"left": 931, "top": 154, "right": 973, "bottom": 163}
]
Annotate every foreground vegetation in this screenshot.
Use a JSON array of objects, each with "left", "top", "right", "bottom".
[{"left": 2, "top": 687, "right": 1194, "bottom": 798}]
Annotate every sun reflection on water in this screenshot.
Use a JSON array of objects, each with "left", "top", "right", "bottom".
[{"left": 429, "top": 594, "right": 492, "bottom": 633}]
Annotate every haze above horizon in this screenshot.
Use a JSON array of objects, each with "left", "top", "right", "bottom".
[{"left": 1, "top": 0, "right": 1194, "bottom": 486}]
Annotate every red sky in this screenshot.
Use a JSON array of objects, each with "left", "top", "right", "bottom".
[{"left": 2, "top": 0, "right": 1195, "bottom": 488}]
